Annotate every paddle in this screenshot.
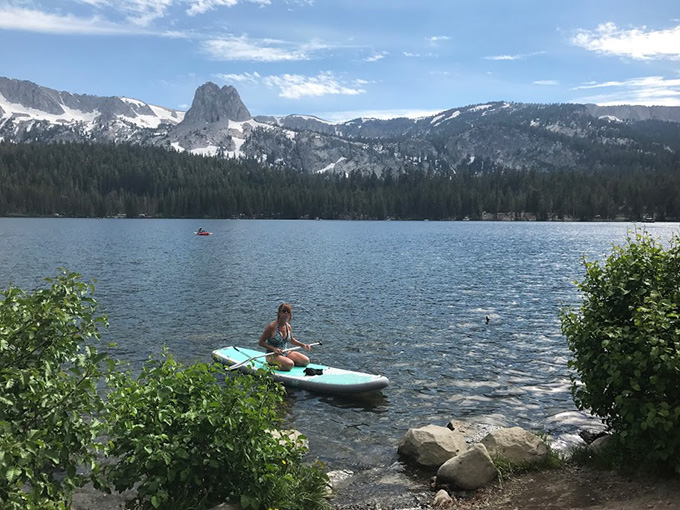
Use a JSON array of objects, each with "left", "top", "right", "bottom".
[{"left": 228, "top": 341, "right": 323, "bottom": 371}]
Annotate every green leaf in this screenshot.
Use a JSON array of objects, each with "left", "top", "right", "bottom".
[{"left": 6, "top": 467, "right": 21, "bottom": 482}]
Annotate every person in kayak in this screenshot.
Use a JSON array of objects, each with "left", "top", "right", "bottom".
[{"left": 258, "top": 303, "right": 311, "bottom": 371}]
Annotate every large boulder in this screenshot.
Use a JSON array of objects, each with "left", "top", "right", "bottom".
[
  {"left": 436, "top": 443, "right": 497, "bottom": 490},
  {"left": 398, "top": 425, "right": 467, "bottom": 468},
  {"left": 589, "top": 434, "right": 613, "bottom": 455},
  {"left": 480, "top": 427, "right": 548, "bottom": 465}
]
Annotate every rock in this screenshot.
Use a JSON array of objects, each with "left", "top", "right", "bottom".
[
  {"left": 436, "top": 443, "right": 497, "bottom": 490},
  {"left": 72, "top": 483, "right": 133, "bottom": 510},
  {"left": 447, "top": 419, "right": 473, "bottom": 435},
  {"left": 432, "top": 488, "right": 454, "bottom": 508},
  {"left": 589, "top": 434, "right": 613, "bottom": 455},
  {"left": 446, "top": 418, "right": 504, "bottom": 443},
  {"left": 183, "top": 82, "right": 251, "bottom": 124},
  {"left": 481, "top": 427, "right": 549, "bottom": 465},
  {"left": 327, "top": 469, "right": 354, "bottom": 490},
  {"left": 579, "top": 429, "right": 608, "bottom": 444},
  {"left": 398, "top": 424, "right": 467, "bottom": 468}
]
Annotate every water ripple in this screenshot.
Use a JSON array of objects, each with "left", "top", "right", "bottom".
[{"left": 2, "top": 218, "right": 679, "bottom": 469}]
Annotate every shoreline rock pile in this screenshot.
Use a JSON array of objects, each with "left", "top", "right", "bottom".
[{"left": 397, "top": 420, "right": 550, "bottom": 507}]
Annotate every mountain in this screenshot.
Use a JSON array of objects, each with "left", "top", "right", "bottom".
[
  {"left": 0, "top": 76, "right": 183, "bottom": 144},
  {"left": 2, "top": 76, "right": 680, "bottom": 176},
  {"left": 156, "top": 82, "right": 275, "bottom": 156}
]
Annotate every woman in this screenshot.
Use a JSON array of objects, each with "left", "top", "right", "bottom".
[{"left": 258, "top": 303, "right": 311, "bottom": 371}]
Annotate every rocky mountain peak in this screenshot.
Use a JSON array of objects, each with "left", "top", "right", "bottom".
[
  {"left": 182, "top": 82, "right": 251, "bottom": 125},
  {"left": 0, "top": 76, "right": 66, "bottom": 115}
]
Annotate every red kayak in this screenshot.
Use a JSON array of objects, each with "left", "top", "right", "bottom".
[{"left": 195, "top": 231, "right": 211, "bottom": 236}]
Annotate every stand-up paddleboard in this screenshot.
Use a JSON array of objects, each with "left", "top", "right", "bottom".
[{"left": 212, "top": 346, "right": 389, "bottom": 394}]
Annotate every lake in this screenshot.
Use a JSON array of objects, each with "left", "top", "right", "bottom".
[{"left": 1, "top": 218, "right": 678, "bottom": 471}]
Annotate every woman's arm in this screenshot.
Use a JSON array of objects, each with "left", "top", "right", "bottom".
[{"left": 289, "top": 327, "right": 310, "bottom": 351}]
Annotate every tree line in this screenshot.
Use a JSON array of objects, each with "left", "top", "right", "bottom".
[{"left": 0, "top": 141, "right": 678, "bottom": 221}]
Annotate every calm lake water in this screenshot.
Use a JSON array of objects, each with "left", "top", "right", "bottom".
[{"left": 2, "top": 218, "right": 679, "bottom": 471}]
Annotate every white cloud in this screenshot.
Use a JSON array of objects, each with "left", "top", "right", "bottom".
[
  {"left": 186, "top": 0, "right": 270, "bottom": 17},
  {"left": 78, "top": 0, "right": 113, "bottom": 7},
  {"left": 0, "top": 0, "right": 276, "bottom": 31},
  {"left": 202, "top": 35, "right": 332, "bottom": 61},
  {"left": 572, "top": 76, "right": 680, "bottom": 106},
  {"left": 429, "top": 35, "right": 450, "bottom": 43},
  {"left": 0, "top": 6, "right": 136, "bottom": 34},
  {"left": 365, "top": 51, "right": 388, "bottom": 62},
  {"left": 213, "top": 71, "right": 366, "bottom": 99},
  {"left": 120, "top": 0, "right": 175, "bottom": 26},
  {"left": 486, "top": 55, "right": 519, "bottom": 61},
  {"left": 484, "top": 51, "right": 545, "bottom": 61},
  {"left": 214, "top": 72, "right": 262, "bottom": 83},
  {"left": 533, "top": 80, "right": 559, "bottom": 86},
  {"left": 262, "top": 72, "right": 366, "bottom": 99},
  {"left": 571, "top": 22, "right": 680, "bottom": 60},
  {"left": 573, "top": 75, "right": 680, "bottom": 90},
  {"left": 74, "top": 0, "right": 174, "bottom": 27},
  {"left": 202, "top": 35, "right": 310, "bottom": 61}
]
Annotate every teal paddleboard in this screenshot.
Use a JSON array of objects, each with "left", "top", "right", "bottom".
[{"left": 212, "top": 346, "right": 389, "bottom": 394}]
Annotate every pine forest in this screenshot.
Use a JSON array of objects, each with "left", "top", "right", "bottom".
[{"left": 1, "top": 141, "right": 678, "bottom": 221}]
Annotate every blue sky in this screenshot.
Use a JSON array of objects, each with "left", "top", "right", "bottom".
[{"left": 1, "top": 0, "right": 679, "bottom": 121}]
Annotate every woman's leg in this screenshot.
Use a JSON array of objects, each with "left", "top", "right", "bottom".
[
  {"left": 287, "top": 351, "right": 309, "bottom": 367},
  {"left": 267, "top": 353, "right": 294, "bottom": 371}
]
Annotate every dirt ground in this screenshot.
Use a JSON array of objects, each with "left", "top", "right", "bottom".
[
  {"left": 72, "top": 461, "right": 680, "bottom": 510},
  {"left": 442, "top": 463, "right": 680, "bottom": 510}
]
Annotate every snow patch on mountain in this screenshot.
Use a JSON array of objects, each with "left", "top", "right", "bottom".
[
  {"left": 599, "top": 115, "right": 623, "bottom": 123},
  {"left": 169, "top": 118, "right": 276, "bottom": 157},
  {"left": 469, "top": 104, "right": 493, "bottom": 112},
  {"left": 191, "top": 145, "right": 221, "bottom": 156},
  {"left": 0, "top": 92, "right": 98, "bottom": 125},
  {"left": 317, "top": 157, "right": 347, "bottom": 173},
  {"left": 431, "top": 110, "right": 461, "bottom": 126},
  {"left": 0, "top": 88, "right": 185, "bottom": 137},
  {"left": 120, "top": 97, "right": 185, "bottom": 128}
]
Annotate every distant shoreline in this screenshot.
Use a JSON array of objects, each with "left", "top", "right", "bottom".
[{"left": 0, "top": 214, "right": 670, "bottom": 222}]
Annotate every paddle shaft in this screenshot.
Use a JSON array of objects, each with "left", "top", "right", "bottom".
[{"left": 228, "top": 341, "right": 322, "bottom": 371}]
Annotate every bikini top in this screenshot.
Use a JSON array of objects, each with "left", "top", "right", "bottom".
[{"left": 268, "top": 322, "right": 291, "bottom": 349}]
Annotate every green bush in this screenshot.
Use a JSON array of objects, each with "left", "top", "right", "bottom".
[
  {"left": 103, "top": 351, "right": 330, "bottom": 510},
  {"left": 1, "top": 273, "right": 330, "bottom": 509},
  {"left": 561, "top": 231, "right": 680, "bottom": 472},
  {"left": 0, "top": 271, "right": 114, "bottom": 509}
]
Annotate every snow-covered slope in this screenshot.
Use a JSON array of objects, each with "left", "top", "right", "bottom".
[{"left": 0, "top": 77, "right": 184, "bottom": 144}]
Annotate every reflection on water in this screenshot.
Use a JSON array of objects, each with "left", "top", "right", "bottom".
[
  {"left": 1, "top": 218, "right": 679, "bottom": 471},
  {"left": 317, "top": 391, "right": 389, "bottom": 412}
]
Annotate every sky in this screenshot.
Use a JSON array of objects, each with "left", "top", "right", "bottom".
[{"left": 0, "top": 0, "right": 679, "bottom": 122}]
